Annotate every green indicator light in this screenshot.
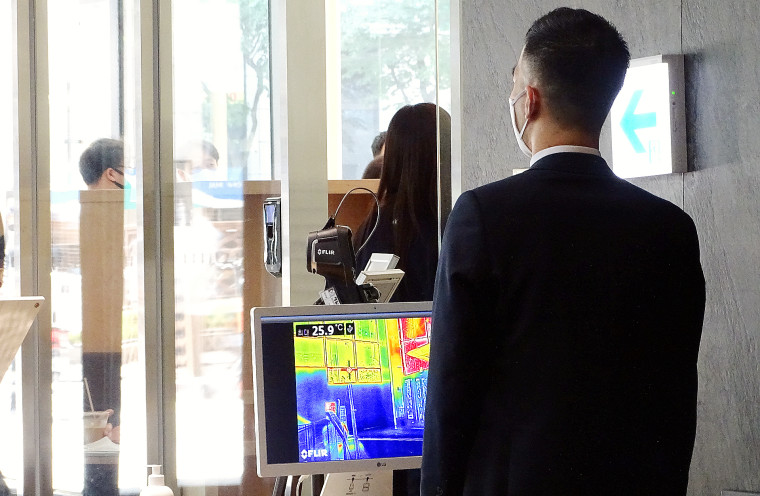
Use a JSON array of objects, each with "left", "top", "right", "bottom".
[{"left": 671, "top": 91, "right": 676, "bottom": 95}]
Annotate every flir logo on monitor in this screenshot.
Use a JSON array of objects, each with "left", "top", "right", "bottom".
[
  {"left": 317, "top": 248, "right": 335, "bottom": 256},
  {"left": 301, "top": 449, "right": 328, "bottom": 460}
]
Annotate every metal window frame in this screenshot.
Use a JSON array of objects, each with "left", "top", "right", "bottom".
[
  {"left": 139, "top": 0, "right": 177, "bottom": 490},
  {"left": 17, "top": 0, "right": 52, "bottom": 494}
]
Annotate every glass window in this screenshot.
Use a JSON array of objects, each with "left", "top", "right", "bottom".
[
  {"left": 0, "top": 2, "right": 23, "bottom": 492},
  {"left": 5, "top": 1, "right": 452, "bottom": 492},
  {"left": 48, "top": 0, "right": 147, "bottom": 493},
  {"left": 339, "top": 0, "right": 451, "bottom": 179},
  {"left": 172, "top": 0, "right": 272, "bottom": 492},
  {"left": 173, "top": 0, "right": 272, "bottom": 183}
]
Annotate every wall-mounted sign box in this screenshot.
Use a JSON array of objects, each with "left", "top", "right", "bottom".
[{"left": 609, "top": 54, "right": 686, "bottom": 178}]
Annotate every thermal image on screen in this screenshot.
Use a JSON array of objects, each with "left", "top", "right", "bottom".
[{"left": 293, "top": 315, "right": 430, "bottom": 463}]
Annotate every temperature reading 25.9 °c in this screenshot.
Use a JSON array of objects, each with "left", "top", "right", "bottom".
[{"left": 295, "top": 322, "right": 355, "bottom": 337}]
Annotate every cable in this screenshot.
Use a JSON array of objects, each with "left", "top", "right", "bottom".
[
  {"left": 295, "top": 475, "right": 306, "bottom": 496},
  {"left": 330, "top": 187, "right": 380, "bottom": 257},
  {"left": 272, "top": 476, "right": 287, "bottom": 496}
]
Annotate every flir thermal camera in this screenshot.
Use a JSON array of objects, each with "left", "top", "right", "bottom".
[
  {"left": 306, "top": 220, "right": 363, "bottom": 304},
  {"left": 305, "top": 187, "right": 399, "bottom": 305}
]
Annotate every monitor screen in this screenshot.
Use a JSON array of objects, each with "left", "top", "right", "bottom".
[{"left": 251, "top": 302, "right": 432, "bottom": 477}]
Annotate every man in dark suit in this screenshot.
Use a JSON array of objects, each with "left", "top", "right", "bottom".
[{"left": 421, "top": 8, "right": 705, "bottom": 496}]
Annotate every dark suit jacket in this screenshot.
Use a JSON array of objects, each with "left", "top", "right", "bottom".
[{"left": 420, "top": 152, "right": 705, "bottom": 495}]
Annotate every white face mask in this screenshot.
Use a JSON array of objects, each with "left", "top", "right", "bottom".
[
  {"left": 190, "top": 168, "right": 219, "bottom": 181},
  {"left": 509, "top": 89, "right": 532, "bottom": 157}
]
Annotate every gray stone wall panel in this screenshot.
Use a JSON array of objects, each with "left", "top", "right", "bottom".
[{"left": 460, "top": 1, "right": 760, "bottom": 494}]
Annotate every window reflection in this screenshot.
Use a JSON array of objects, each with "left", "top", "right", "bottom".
[
  {"left": 172, "top": 0, "right": 271, "bottom": 490},
  {"left": 0, "top": 4, "right": 22, "bottom": 492},
  {"left": 340, "top": 0, "right": 451, "bottom": 179}
]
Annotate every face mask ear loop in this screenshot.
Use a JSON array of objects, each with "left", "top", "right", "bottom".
[
  {"left": 518, "top": 116, "right": 529, "bottom": 139},
  {"left": 510, "top": 89, "right": 530, "bottom": 136},
  {"left": 510, "top": 88, "right": 533, "bottom": 158}
]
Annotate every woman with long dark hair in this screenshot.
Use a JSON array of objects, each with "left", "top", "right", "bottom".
[
  {"left": 355, "top": 102, "right": 450, "bottom": 302},
  {"left": 354, "top": 102, "right": 450, "bottom": 495}
]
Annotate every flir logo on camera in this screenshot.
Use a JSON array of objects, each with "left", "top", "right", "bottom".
[
  {"left": 317, "top": 248, "right": 335, "bottom": 256},
  {"left": 301, "top": 449, "right": 328, "bottom": 460}
]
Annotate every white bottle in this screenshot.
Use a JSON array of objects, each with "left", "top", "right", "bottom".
[{"left": 140, "top": 465, "right": 174, "bottom": 496}]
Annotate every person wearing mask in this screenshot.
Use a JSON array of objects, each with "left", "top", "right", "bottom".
[
  {"left": 79, "top": 138, "right": 125, "bottom": 190},
  {"left": 78, "top": 137, "right": 125, "bottom": 496},
  {"left": 421, "top": 8, "right": 705, "bottom": 495},
  {"left": 176, "top": 140, "right": 220, "bottom": 182}
]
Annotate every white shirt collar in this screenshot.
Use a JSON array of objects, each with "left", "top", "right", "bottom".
[{"left": 529, "top": 145, "right": 601, "bottom": 166}]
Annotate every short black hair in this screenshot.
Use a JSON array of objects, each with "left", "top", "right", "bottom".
[
  {"left": 371, "top": 131, "right": 387, "bottom": 157},
  {"left": 523, "top": 8, "right": 630, "bottom": 133},
  {"left": 79, "top": 138, "right": 124, "bottom": 185}
]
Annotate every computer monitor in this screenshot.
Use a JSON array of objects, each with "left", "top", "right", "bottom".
[{"left": 251, "top": 302, "right": 432, "bottom": 478}]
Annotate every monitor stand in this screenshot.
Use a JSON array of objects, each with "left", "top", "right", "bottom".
[
  {"left": 272, "top": 475, "right": 296, "bottom": 496},
  {"left": 319, "top": 472, "right": 392, "bottom": 496}
]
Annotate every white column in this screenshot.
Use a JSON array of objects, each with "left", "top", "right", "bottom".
[
  {"left": 325, "top": 1, "right": 342, "bottom": 180},
  {"left": 271, "top": 0, "right": 331, "bottom": 305}
]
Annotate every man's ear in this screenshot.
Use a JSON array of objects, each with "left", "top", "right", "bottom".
[
  {"left": 105, "top": 168, "right": 120, "bottom": 181},
  {"left": 524, "top": 85, "right": 541, "bottom": 120}
]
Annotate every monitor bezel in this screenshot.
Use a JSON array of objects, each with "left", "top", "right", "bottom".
[{"left": 251, "top": 301, "right": 432, "bottom": 478}]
